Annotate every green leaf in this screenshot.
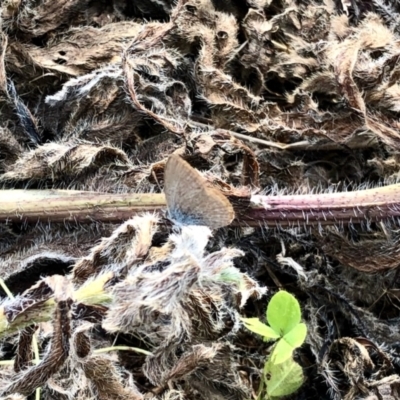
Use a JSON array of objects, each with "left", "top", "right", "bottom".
[
  {"left": 241, "top": 318, "right": 280, "bottom": 340},
  {"left": 218, "top": 267, "right": 242, "bottom": 284},
  {"left": 265, "top": 357, "right": 304, "bottom": 397},
  {"left": 270, "top": 323, "right": 307, "bottom": 364},
  {"left": 283, "top": 323, "right": 307, "bottom": 348},
  {"left": 267, "top": 291, "right": 301, "bottom": 336},
  {"left": 270, "top": 337, "right": 294, "bottom": 364},
  {"left": 218, "top": 268, "right": 249, "bottom": 294}
]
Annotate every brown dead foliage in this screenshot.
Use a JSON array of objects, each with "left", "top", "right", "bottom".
[{"left": 3, "top": 0, "right": 400, "bottom": 399}]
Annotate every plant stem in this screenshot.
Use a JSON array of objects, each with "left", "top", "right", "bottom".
[
  {"left": 1, "top": 184, "right": 400, "bottom": 226},
  {"left": 247, "top": 183, "right": 400, "bottom": 226},
  {"left": 0, "top": 190, "right": 165, "bottom": 223},
  {"left": 93, "top": 346, "right": 152, "bottom": 356}
]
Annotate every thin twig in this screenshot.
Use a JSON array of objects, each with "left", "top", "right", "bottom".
[{"left": 188, "top": 118, "right": 377, "bottom": 151}]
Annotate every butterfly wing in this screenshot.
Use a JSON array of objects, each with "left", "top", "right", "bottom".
[{"left": 164, "top": 154, "right": 234, "bottom": 229}]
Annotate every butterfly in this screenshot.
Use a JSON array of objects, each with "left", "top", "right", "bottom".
[{"left": 164, "top": 154, "right": 235, "bottom": 229}]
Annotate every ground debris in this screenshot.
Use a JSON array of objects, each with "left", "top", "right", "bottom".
[{"left": 2, "top": 0, "right": 400, "bottom": 399}]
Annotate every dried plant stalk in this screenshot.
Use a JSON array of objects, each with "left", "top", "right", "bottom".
[
  {"left": 1, "top": 185, "right": 400, "bottom": 226},
  {"left": 0, "top": 272, "right": 113, "bottom": 339},
  {"left": 0, "top": 190, "right": 165, "bottom": 223}
]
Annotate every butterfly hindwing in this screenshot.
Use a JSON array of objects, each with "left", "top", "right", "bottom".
[{"left": 164, "top": 154, "right": 234, "bottom": 229}]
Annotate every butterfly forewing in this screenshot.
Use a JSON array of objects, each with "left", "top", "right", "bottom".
[{"left": 164, "top": 154, "right": 234, "bottom": 229}]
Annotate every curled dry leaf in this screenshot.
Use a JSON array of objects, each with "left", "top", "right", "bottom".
[
  {"left": 82, "top": 356, "right": 143, "bottom": 400},
  {"left": 73, "top": 214, "right": 160, "bottom": 283},
  {"left": 1, "top": 277, "right": 73, "bottom": 396}
]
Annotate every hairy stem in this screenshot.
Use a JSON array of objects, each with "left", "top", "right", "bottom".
[
  {"left": 1, "top": 185, "right": 400, "bottom": 226},
  {"left": 247, "top": 183, "right": 400, "bottom": 226}
]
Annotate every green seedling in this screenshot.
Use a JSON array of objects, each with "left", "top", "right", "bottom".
[{"left": 242, "top": 290, "right": 307, "bottom": 399}]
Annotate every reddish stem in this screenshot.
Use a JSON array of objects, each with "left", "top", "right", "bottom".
[{"left": 245, "top": 184, "right": 400, "bottom": 226}]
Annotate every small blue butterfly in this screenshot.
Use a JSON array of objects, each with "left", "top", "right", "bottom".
[{"left": 164, "top": 154, "right": 234, "bottom": 229}]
